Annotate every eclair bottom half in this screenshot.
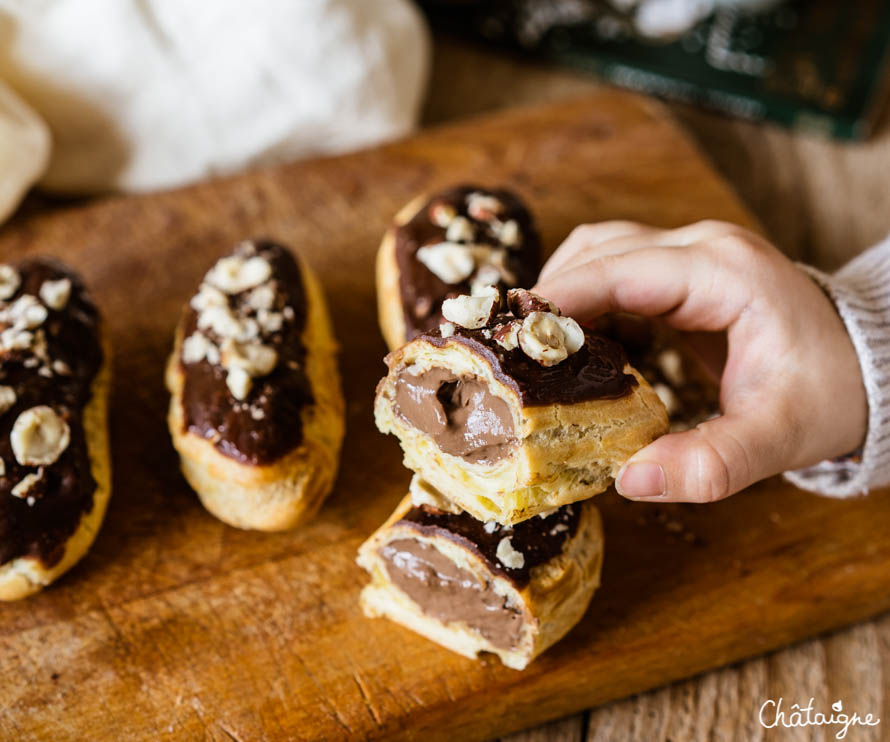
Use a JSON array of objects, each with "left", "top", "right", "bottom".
[{"left": 357, "top": 490, "right": 603, "bottom": 670}]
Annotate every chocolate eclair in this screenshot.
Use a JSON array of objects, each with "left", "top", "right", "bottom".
[
  {"left": 376, "top": 185, "right": 541, "bottom": 350},
  {"left": 374, "top": 289, "right": 668, "bottom": 526},
  {"left": 166, "top": 240, "right": 344, "bottom": 531},
  {"left": 357, "top": 482, "right": 603, "bottom": 670},
  {"left": 0, "top": 258, "right": 110, "bottom": 600}
]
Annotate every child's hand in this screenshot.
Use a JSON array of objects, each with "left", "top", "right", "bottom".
[{"left": 534, "top": 220, "right": 868, "bottom": 503}]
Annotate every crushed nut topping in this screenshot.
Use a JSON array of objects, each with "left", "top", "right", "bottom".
[
  {"left": 496, "top": 536, "right": 525, "bottom": 569},
  {"left": 441, "top": 286, "right": 501, "bottom": 330},
  {"left": 0, "top": 385, "right": 16, "bottom": 416},
  {"left": 507, "top": 288, "right": 558, "bottom": 318},
  {"left": 439, "top": 321, "right": 455, "bottom": 338},
  {"left": 39, "top": 278, "right": 72, "bottom": 311},
  {"left": 416, "top": 243, "right": 475, "bottom": 284},
  {"left": 466, "top": 192, "right": 504, "bottom": 222},
  {"left": 11, "top": 469, "right": 43, "bottom": 500},
  {"left": 429, "top": 202, "right": 457, "bottom": 227},
  {"left": 445, "top": 215, "right": 475, "bottom": 244},
  {"left": 205, "top": 254, "right": 272, "bottom": 295},
  {"left": 184, "top": 244, "right": 293, "bottom": 402},
  {"left": 493, "top": 320, "right": 521, "bottom": 351},
  {"left": 10, "top": 405, "right": 71, "bottom": 466},
  {"left": 518, "top": 312, "right": 585, "bottom": 367},
  {"left": 0, "top": 265, "right": 20, "bottom": 301}
]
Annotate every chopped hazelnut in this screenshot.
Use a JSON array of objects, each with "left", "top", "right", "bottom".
[
  {"left": 0, "top": 385, "right": 16, "bottom": 415},
  {"left": 0, "top": 265, "right": 21, "bottom": 301},
  {"left": 496, "top": 536, "right": 525, "bottom": 569},
  {"left": 39, "top": 278, "right": 72, "bottom": 311},
  {"left": 10, "top": 406, "right": 71, "bottom": 466},
  {"left": 225, "top": 367, "right": 252, "bottom": 401},
  {"left": 429, "top": 201, "right": 457, "bottom": 228},
  {"left": 441, "top": 287, "right": 501, "bottom": 330},
  {"left": 518, "top": 312, "right": 585, "bottom": 367},
  {"left": 416, "top": 243, "right": 475, "bottom": 284},
  {"left": 11, "top": 469, "right": 43, "bottom": 499},
  {"left": 445, "top": 216, "right": 475, "bottom": 243},
  {"left": 507, "top": 288, "right": 559, "bottom": 318},
  {"left": 205, "top": 255, "right": 272, "bottom": 295},
  {"left": 493, "top": 320, "right": 521, "bottom": 351},
  {"left": 466, "top": 192, "right": 504, "bottom": 222}
]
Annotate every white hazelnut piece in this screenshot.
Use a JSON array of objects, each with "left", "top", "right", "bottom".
[
  {"left": 496, "top": 536, "right": 525, "bottom": 569},
  {"left": 445, "top": 216, "right": 475, "bottom": 243},
  {"left": 518, "top": 312, "right": 585, "bottom": 367},
  {"left": 205, "top": 255, "right": 272, "bottom": 295},
  {"left": 190, "top": 283, "right": 228, "bottom": 312},
  {"left": 0, "top": 385, "right": 16, "bottom": 415},
  {"left": 5, "top": 295, "right": 48, "bottom": 329},
  {"left": 226, "top": 367, "right": 252, "bottom": 401},
  {"left": 220, "top": 339, "right": 278, "bottom": 378},
  {"left": 507, "top": 288, "right": 559, "bottom": 318},
  {"left": 11, "top": 470, "right": 43, "bottom": 499},
  {"left": 429, "top": 202, "right": 457, "bottom": 228},
  {"left": 466, "top": 192, "right": 504, "bottom": 222},
  {"left": 493, "top": 320, "right": 521, "bottom": 351},
  {"left": 11, "top": 406, "right": 71, "bottom": 466},
  {"left": 39, "top": 278, "right": 72, "bottom": 311},
  {"left": 416, "top": 243, "right": 475, "bottom": 285},
  {"left": 441, "top": 287, "right": 501, "bottom": 330},
  {"left": 247, "top": 283, "right": 276, "bottom": 312},
  {"left": 0, "top": 265, "right": 21, "bottom": 301},
  {"left": 439, "top": 321, "right": 455, "bottom": 338},
  {"left": 181, "top": 332, "right": 216, "bottom": 365},
  {"left": 496, "top": 219, "right": 521, "bottom": 247},
  {"left": 0, "top": 458, "right": 5, "bottom": 477}
]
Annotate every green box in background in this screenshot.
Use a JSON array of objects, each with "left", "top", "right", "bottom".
[{"left": 421, "top": 0, "right": 890, "bottom": 139}]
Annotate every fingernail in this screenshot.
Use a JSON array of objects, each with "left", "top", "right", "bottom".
[{"left": 616, "top": 462, "right": 666, "bottom": 499}]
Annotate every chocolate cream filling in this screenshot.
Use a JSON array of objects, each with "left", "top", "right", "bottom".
[
  {"left": 392, "top": 366, "right": 516, "bottom": 464},
  {"left": 379, "top": 538, "right": 524, "bottom": 651}
]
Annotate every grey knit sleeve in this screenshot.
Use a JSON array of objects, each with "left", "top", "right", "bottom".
[{"left": 784, "top": 235, "right": 890, "bottom": 497}]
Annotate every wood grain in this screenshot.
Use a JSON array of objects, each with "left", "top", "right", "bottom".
[
  {"left": 421, "top": 38, "right": 890, "bottom": 742},
  {"left": 1, "top": 90, "right": 887, "bottom": 742}
]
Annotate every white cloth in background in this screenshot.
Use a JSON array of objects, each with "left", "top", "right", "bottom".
[
  {"left": 0, "top": 0, "right": 430, "bottom": 194},
  {"left": 0, "top": 79, "right": 49, "bottom": 222},
  {"left": 786, "top": 235, "right": 890, "bottom": 497}
]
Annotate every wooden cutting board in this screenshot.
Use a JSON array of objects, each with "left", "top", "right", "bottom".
[{"left": 1, "top": 90, "right": 888, "bottom": 742}]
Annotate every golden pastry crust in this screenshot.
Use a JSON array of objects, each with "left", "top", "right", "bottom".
[
  {"left": 0, "top": 343, "right": 112, "bottom": 601},
  {"left": 357, "top": 494, "right": 603, "bottom": 670},
  {"left": 375, "top": 337, "right": 668, "bottom": 525},
  {"left": 166, "top": 256, "right": 345, "bottom": 531},
  {"left": 376, "top": 195, "right": 426, "bottom": 351}
]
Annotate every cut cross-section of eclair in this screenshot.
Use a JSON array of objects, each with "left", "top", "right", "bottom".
[
  {"left": 374, "top": 289, "right": 668, "bottom": 525},
  {"left": 0, "top": 258, "right": 111, "bottom": 600},
  {"left": 357, "top": 482, "right": 603, "bottom": 670},
  {"left": 377, "top": 185, "right": 541, "bottom": 350},
  {"left": 166, "top": 240, "right": 344, "bottom": 531}
]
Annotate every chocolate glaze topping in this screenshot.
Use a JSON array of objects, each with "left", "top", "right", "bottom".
[
  {"left": 0, "top": 259, "right": 103, "bottom": 568},
  {"left": 396, "top": 502, "right": 580, "bottom": 589},
  {"left": 180, "top": 241, "right": 312, "bottom": 466},
  {"left": 417, "top": 321, "right": 637, "bottom": 407},
  {"left": 395, "top": 185, "right": 540, "bottom": 340}
]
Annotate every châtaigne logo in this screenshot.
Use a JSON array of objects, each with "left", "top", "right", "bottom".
[{"left": 759, "top": 698, "right": 880, "bottom": 739}]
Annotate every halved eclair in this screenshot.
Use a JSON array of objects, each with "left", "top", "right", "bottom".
[
  {"left": 166, "top": 240, "right": 344, "bottom": 531},
  {"left": 374, "top": 289, "right": 668, "bottom": 526},
  {"left": 376, "top": 185, "right": 541, "bottom": 350},
  {"left": 0, "top": 258, "right": 111, "bottom": 600},
  {"left": 357, "top": 480, "right": 603, "bottom": 670}
]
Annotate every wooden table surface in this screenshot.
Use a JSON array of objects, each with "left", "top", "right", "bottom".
[{"left": 421, "top": 37, "right": 890, "bottom": 742}]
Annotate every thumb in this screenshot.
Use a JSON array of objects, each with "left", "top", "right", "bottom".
[{"left": 615, "top": 412, "right": 791, "bottom": 503}]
